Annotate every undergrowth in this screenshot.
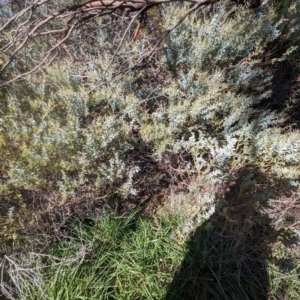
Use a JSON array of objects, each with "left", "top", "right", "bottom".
[
  {"left": 1, "top": 213, "right": 184, "bottom": 300},
  {"left": 1, "top": 209, "right": 300, "bottom": 299},
  {"left": 0, "top": 0, "right": 300, "bottom": 299}
]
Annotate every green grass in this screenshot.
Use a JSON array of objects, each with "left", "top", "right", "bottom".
[
  {"left": 1, "top": 211, "right": 300, "bottom": 300},
  {"left": 1, "top": 213, "right": 184, "bottom": 300}
]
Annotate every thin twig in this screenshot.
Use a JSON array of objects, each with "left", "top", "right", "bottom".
[{"left": 110, "top": 6, "right": 147, "bottom": 65}]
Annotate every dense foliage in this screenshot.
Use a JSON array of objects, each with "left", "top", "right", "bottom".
[{"left": 1, "top": 0, "right": 300, "bottom": 299}]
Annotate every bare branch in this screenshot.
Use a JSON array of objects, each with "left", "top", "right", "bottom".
[{"left": 0, "top": 0, "right": 220, "bottom": 84}]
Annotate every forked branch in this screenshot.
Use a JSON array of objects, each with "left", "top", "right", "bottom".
[{"left": 0, "top": 0, "right": 219, "bottom": 84}]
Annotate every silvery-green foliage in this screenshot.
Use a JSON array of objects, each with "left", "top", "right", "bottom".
[
  {"left": 0, "top": 58, "right": 142, "bottom": 207},
  {"left": 0, "top": 0, "right": 300, "bottom": 236},
  {"left": 140, "top": 0, "right": 300, "bottom": 231}
]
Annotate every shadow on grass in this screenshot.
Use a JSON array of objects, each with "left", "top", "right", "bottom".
[{"left": 165, "top": 166, "right": 297, "bottom": 300}]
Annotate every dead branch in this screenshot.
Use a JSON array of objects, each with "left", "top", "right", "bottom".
[{"left": 0, "top": 0, "right": 220, "bottom": 84}]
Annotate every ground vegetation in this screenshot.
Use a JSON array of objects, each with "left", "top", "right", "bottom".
[{"left": 0, "top": 0, "right": 300, "bottom": 299}]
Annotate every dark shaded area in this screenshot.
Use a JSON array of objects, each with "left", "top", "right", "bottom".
[
  {"left": 232, "top": 0, "right": 262, "bottom": 8},
  {"left": 256, "top": 45, "right": 300, "bottom": 128},
  {"left": 164, "top": 167, "right": 297, "bottom": 300},
  {"left": 165, "top": 221, "right": 269, "bottom": 300},
  {"left": 257, "top": 59, "right": 295, "bottom": 116}
]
